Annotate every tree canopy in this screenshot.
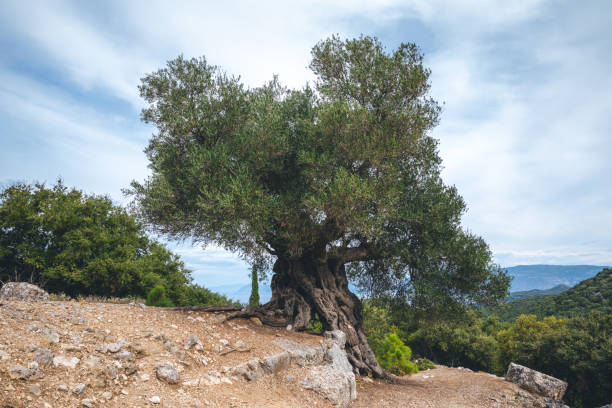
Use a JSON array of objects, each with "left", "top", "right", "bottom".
[
  {"left": 0, "top": 180, "right": 235, "bottom": 306},
  {"left": 129, "top": 35, "right": 510, "bottom": 376}
]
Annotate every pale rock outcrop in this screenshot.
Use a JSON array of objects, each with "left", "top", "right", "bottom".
[
  {"left": 0, "top": 282, "right": 49, "bottom": 301},
  {"left": 506, "top": 362, "right": 567, "bottom": 402},
  {"left": 299, "top": 330, "right": 357, "bottom": 408}
]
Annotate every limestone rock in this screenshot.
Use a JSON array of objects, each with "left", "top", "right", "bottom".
[
  {"left": 300, "top": 366, "right": 356, "bottom": 408},
  {"left": 273, "top": 339, "right": 325, "bottom": 366},
  {"left": 261, "top": 352, "right": 291, "bottom": 375},
  {"left": 0, "top": 282, "right": 49, "bottom": 301},
  {"left": 299, "top": 330, "right": 357, "bottom": 408},
  {"left": 34, "top": 347, "right": 53, "bottom": 367},
  {"left": 28, "top": 384, "right": 41, "bottom": 395},
  {"left": 324, "top": 330, "right": 347, "bottom": 348},
  {"left": 106, "top": 342, "right": 122, "bottom": 353},
  {"left": 9, "top": 365, "right": 36, "bottom": 380},
  {"left": 155, "top": 363, "right": 180, "bottom": 384},
  {"left": 184, "top": 334, "right": 200, "bottom": 350},
  {"left": 230, "top": 358, "right": 265, "bottom": 382},
  {"left": 81, "top": 398, "right": 94, "bottom": 408},
  {"left": 72, "top": 383, "right": 86, "bottom": 396},
  {"left": 506, "top": 362, "right": 568, "bottom": 401},
  {"left": 53, "top": 355, "right": 80, "bottom": 369},
  {"left": 116, "top": 350, "right": 135, "bottom": 360}
]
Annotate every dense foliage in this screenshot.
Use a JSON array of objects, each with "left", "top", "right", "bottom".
[
  {"left": 0, "top": 181, "right": 235, "bottom": 306},
  {"left": 495, "top": 268, "right": 611, "bottom": 321},
  {"left": 376, "top": 332, "right": 418, "bottom": 375},
  {"left": 128, "top": 36, "right": 510, "bottom": 307}
]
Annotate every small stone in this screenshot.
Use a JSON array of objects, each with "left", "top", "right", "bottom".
[
  {"left": 219, "top": 338, "right": 229, "bottom": 346},
  {"left": 34, "top": 348, "right": 53, "bottom": 367},
  {"left": 125, "top": 364, "right": 138, "bottom": 376},
  {"left": 141, "top": 373, "right": 150, "bottom": 381},
  {"left": 44, "top": 328, "right": 60, "bottom": 343},
  {"left": 106, "top": 342, "right": 122, "bottom": 353},
  {"left": 286, "top": 324, "right": 293, "bottom": 331},
  {"left": 9, "top": 365, "right": 35, "bottom": 380},
  {"left": 155, "top": 363, "right": 180, "bottom": 384},
  {"left": 58, "top": 384, "right": 69, "bottom": 391},
  {"left": 116, "top": 350, "right": 135, "bottom": 360},
  {"left": 121, "top": 389, "right": 129, "bottom": 395},
  {"left": 28, "top": 384, "right": 41, "bottom": 395},
  {"left": 102, "top": 391, "right": 113, "bottom": 400},
  {"left": 184, "top": 334, "right": 200, "bottom": 350},
  {"left": 81, "top": 398, "right": 94, "bottom": 408},
  {"left": 27, "top": 324, "right": 39, "bottom": 332},
  {"left": 27, "top": 361, "right": 39, "bottom": 370},
  {"left": 72, "top": 383, "right": 86, "bottom": 396},
  {"left": 149, "top": 395, "right": 161, "bottom": 404},
  {"left": 234, "top": 339, "right": 247, "bottom": 349},
  {"left": 53, "top": 355, "right": 80, "bottom": 369}
]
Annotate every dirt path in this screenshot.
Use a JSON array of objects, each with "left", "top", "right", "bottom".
[{"left": 353, "top": 367, "right": 532, "bottom": 408}]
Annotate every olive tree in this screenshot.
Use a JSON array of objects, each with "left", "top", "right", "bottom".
[{"left": 129, "top": 36, "right": 509, "bottom": 378}]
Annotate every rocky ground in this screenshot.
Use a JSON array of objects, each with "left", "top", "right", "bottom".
[{"left": 0, "top": 298, "right": 565, "bottom": 408}]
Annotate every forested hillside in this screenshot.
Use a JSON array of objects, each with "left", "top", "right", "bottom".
[
  {"left": 496, "top": 268, "right": 611, "bottom": 321},
  {"left": 506, "top": 284, "right": 569, "bottom": 302}
]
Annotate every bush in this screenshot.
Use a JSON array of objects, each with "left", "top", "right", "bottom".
[
  {"left": 416, "top": 357, "right": 436, "bottom": 370},
  {"left": 377, "top": 332, "right": 418, "bottom": 375},
  {"left": 177, "top": 284, "right": 238, "bottom": 307},
  {"left": 146, "top": 285, "right": 175, "bottom": 307}
]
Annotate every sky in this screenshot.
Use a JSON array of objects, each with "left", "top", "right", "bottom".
[{"left": 1, "top": 0, "right": 611, "bottom": 288}]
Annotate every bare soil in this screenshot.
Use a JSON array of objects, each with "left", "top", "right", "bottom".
[{"left": 1, "top": 300, "right": 539, "bottom": 407}]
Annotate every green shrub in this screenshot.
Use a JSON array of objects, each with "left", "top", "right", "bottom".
[
  {"left": 377, "top": 332, "right": 418, "bottom": 375},
  {"left": 177, "top": 284, "right": 238, "bottom": 307},
  {"left": 416, "top": 357, "right": 436, "bottom": 370},
  {"left": 146, "top": 285, "right": 175, "bottom": 307}
]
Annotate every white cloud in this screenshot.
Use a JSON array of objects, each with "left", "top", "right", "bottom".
[{"left": 1, "top": 0, "right": 611, "bottom": 270}]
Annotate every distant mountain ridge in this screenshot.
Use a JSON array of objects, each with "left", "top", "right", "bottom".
[
  {"left": 506, "top": 284, "right": 570, "bottom": 302},
  {"left": 209, "top": 283, "right": 272, "bottom": 304},
  {"left": 496, "top": 267, "right": 611, "bottom": 321},
  {"left": 503, "top": 264, "right": 608, "bottom": 292}
]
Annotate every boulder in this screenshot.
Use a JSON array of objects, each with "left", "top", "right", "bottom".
[
  {"left": 299, "top": 330, "right": 356, "bottom": 408},
  {"left": 273, "top": 338, "right": 325, "bottom": 366},
  {"left": 0, "top": 282, "right": 49, "bottom": 301},
  {"left": 506, "top": 362, "right": 567, "bottom": 401}
]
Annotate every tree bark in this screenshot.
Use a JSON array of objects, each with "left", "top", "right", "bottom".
[{"left": 262, "top": 254, "right": 385, "bottom": 378}]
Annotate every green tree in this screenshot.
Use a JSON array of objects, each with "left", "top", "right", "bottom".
[
  {"left": 129, "top": 35, "right": 510, "bottom": 377},
  {"left": 249, "top": 263, "right": 260, "bottom": 307},
  {"left": 0, "top": 180, "right": 233, "bottom": 306}
]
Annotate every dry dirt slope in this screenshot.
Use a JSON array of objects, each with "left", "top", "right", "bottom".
[{"left": 1, "top": 299, "right": 550, "bottom": 407}]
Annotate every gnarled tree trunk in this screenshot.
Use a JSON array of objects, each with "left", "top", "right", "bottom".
[{"left": 262, "top": 254, "right": 385, "bottom": 378}]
